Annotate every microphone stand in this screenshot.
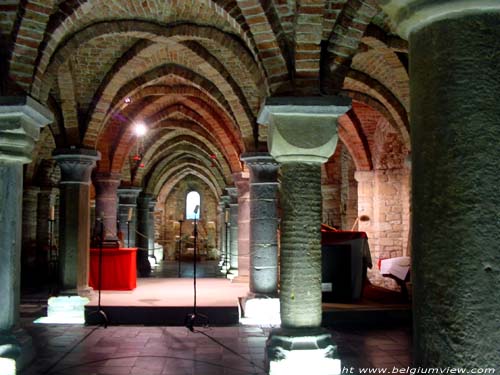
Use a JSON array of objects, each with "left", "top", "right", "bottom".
[
  {"left": 88, "top": 218, "right": 109, "bottom": 328},
  {"left": 185, "top": 209, "right": 208, "bottom": 331}
]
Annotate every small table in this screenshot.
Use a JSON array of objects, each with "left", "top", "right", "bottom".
[
  {"left": 321, "top": 230, "right": 372, "bottom": 301},
  {"left": 379, "top": 256, "right": 411, "bottom": 298},
  {"left": 89, "top": 247, "right": 137, "bottom": 290}
]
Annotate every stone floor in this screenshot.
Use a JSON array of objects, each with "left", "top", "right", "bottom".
[
  {"left": 150, "top": 260, "right": 225, "bottom": 279},
  {"left": 20, "top": 321, "right": 411, "bottom": 375},
  {"left": 20, "top": 261, "right": 412, "bottom": 374}
]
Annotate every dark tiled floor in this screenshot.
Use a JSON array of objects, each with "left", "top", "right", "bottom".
[{"left": 20, "top": 322, "right": 411, "bottom": 375}]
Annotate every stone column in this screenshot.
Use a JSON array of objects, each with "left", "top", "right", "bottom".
[
  {"left": 258, "top": 96, "right": 351, "bottom": 374},
  {"left": 117, "top": 187, "right": 142, "bottom": 247},
  {"left": 241, "top": 153, "right": 279, "bottom": 296},
  {"left": 53, "top": 148, "right": 100, "bottom": 293},
  {"left": 218, "top": 195, "right": 230, "bottom": 269},
  {"left": 36, "top": 187, "right": 58, "bottom": 281},
  {"left": 93, "top": 172, "right": 121, "bottom": 246},
  {"left": 0, "top": 96, "right": 53, "bottom": 370},
  {"left": 226, "top": 187, "right": 239, "bottom": 275},
  {"left": 234, "top": 173, "right": 250, "bottom": 280},
  {"left": 148, "top": 198, "right": 157, "bottom": 260},
  {"left": 136, "top": 193, "right": 153, "bottom": 276},
  {"left": 377, "top": 1, "right": 500, "bottom": 368},
  {"left": 21, "top": 186, "right": 40, "bottom": 283}
]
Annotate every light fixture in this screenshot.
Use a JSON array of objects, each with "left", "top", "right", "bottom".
[{"left": 132, "top": 122, "right": 147, "bottom": 136}]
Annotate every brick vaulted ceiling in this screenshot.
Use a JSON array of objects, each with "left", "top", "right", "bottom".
[{"left": 1, "top": 0, "right": 410, "bottom": 194}]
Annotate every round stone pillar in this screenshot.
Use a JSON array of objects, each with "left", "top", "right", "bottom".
[
  {"left": 226, "top": 187, "right": 239, "bottom": 273},
  {"left": 234, "top": 173, "right": 250, "bottom": 280},
  {"left": 53, "top": 148, "right": 100, "bottom": 293},
  {"left": 377, "top": 1, "right": 500, "bottom": 367},
  {"left": 22, "top": 186, "right": 40, "bottom": 282},
  {"left": 258, "top": 96, "right": 351, "bottom": 374},
  {"left": 136, "top": 193, "right": 153, "bottom": 276},
  {"left": 93, "top": 172, "right": 121, "bottom": 246},
  {"left": 241, "top": 153, "right": 279, "bottom": 296},
  {"left": 0, "top": 96, "right": 53, "bottom": 370},
  {"left": 117, "top": 187, "right": 142, "bottom": 247},
  {"left": 148, "top": 198, "right": 157, "bottom": 259},
  {"left": 218, "top": 195, "right": 230, "bottom": 268}
]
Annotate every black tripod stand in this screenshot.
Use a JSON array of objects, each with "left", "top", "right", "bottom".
[
  {"left": 88, "top": 217, "right": 109, "bottom": 328},
  {"left": 185, "top": 205, "right": 209, "bottom": 331}
]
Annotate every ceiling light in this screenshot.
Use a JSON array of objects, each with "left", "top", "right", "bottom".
[{"left": 133, "top": 122, "right": 147, "bottom": 136}]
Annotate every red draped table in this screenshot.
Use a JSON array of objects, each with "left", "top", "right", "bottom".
[{"left": 89, "top": 247, "right": 137, "bottom": 290}]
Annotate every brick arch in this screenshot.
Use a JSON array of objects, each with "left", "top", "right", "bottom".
[
  {"left": 144, "top": 150, "right": 227, "bottom": 191},
  {"left": 342, "top": 69, "right": 410, "bottom": 149},
  {"left": 337, "top": 114, "right": 372, "bottom": 172},
  {"left": 107, "top": 84, "right": 236, "bottom": 142},
  {"left": 37, "top": 25, "right": 260, "bottom": 149},
  {"left": 157, "top": 167, "right": 222, "bottom": 206},
  {"left": 91, "top": 62, "right": 248, "bottom": 155},
  {"left": 97, "top": 91, "right": 243, "bottom": 175},
  {"left": 99, "top": 105, "right": 241, "bottom": 173},
  {"left": 236, "top": 1, "right": 289, "bottom": 93},
  {"left": 147, "top": 156, "right": 225, "bottom": 197},
  {"left": 35, "top": 20, "right": 264, "bottom": 103},
  {"left": 135, "top": 138, "right": 228, "bottom": 189},
  {"left": 25, "top": 0, "right": 260, "bottom": 96},
  {"left": 352, "top": 47, "right": 409, "bottom": 111},
  {"left": 145, "top": 100, "right": 242, "bottom": 157},
  {"left": 322, "top": 0, "right": 379, "bottom": 92},
  {"left": 127, "top": 125, "right": 233, "bottom": 184}
]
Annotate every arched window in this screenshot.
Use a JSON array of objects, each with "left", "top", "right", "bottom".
[{"left": 185, "top": 191, "right": 201, "bottom": 220}]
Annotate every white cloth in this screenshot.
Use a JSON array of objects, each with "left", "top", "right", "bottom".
[{"left": 380, "top": 256, "right": 411, "bottom": 281}]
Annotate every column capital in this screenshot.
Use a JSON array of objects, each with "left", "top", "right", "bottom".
[
  {"left": 354, "top": 170, "right": 374, "bottom": 183},
  {"left": 241, "top": 152, "right": 279, "bottom": 184},
  {"left": 233, "top": 172, "right": 250, "bottom": 197},
  {"left": 257, "top": 96, "right": 351, "bottom": 164},
  {"left": 137, "top": 192, "right": 154, "bottom": 205},
  {"left": 0, "top": 96, "right": 53, "bottom": 163},
  {"left": 93, "top": 172, "right": 121, "bottom": 196},
  {"left": 225, "top": 187, "right": 238, "bottom": 204},
  {"left": 117, "top": 186, "right": 142, "bottom": 204},
  {"left": 378, "top": 0, "right": 500, "bottom": 40},
  {"left": 219, "top": 194, "right": 231, "bottom": 207},
  {"left": 53, "top": 148, "right": 100, "bottom": 184}
]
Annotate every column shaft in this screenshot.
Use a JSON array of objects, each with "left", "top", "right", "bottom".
[
  {"left": 93, "top": 173, "right": 121, "bottom": 244},
  {"left": 242, "top": 153, "right": 280, "bottom": 296},
  {"left": 21, "top": 186, "right": 39, "bottom": 283},
  {"left": 409, "top": 12, "right": 500, "bottom": 367},
  {"left": 117, "top": 188, "right": 141, "bottom": 248},
  {"left": 280, "top": 163, "right": 322, "bottom": 327},
  {"left": 229, "top": 203, "right": 239, "bottom": 270},
  {"left": 235, "top": 177, "right": 250, "bottom": 278},
  {"left": 53, "top": 149, "right": 100, "bottom": 292},
  {"left": 0, "top": 164, "right": 23, "bottom": 330},
  {"left": 136, "top": 194, "right": 153, "bottom": 276}
]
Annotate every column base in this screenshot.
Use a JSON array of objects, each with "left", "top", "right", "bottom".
[
  {"left": 266, "top": 328, "right": 341, "bottom": 375},
  {"left": 240, "top": 294, "right": 280, "bottom": 326},
  {"left": 34, "top": 295, "right": 89, "bottom": 324},
  {"left": 0, "top": 328, "right": 35, "bottom": 373}
]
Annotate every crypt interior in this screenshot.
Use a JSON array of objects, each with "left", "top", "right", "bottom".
[{"left": 0, "top": 0, "right": 499, "bottom": 374}]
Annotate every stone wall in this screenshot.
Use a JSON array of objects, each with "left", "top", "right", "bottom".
[
  {"left": 322, "top": 142, "right": 357, "bottom": 230},
  {"left": 357, "top": 119, "right": 411, "bottom": 290},
  {"left": 159, "top": 176, "right": 218, "bottom": 260}
]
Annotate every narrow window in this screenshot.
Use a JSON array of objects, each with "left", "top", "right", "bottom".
[{"left": 185, "top": 191, "right": 201, "bottom": 219}]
